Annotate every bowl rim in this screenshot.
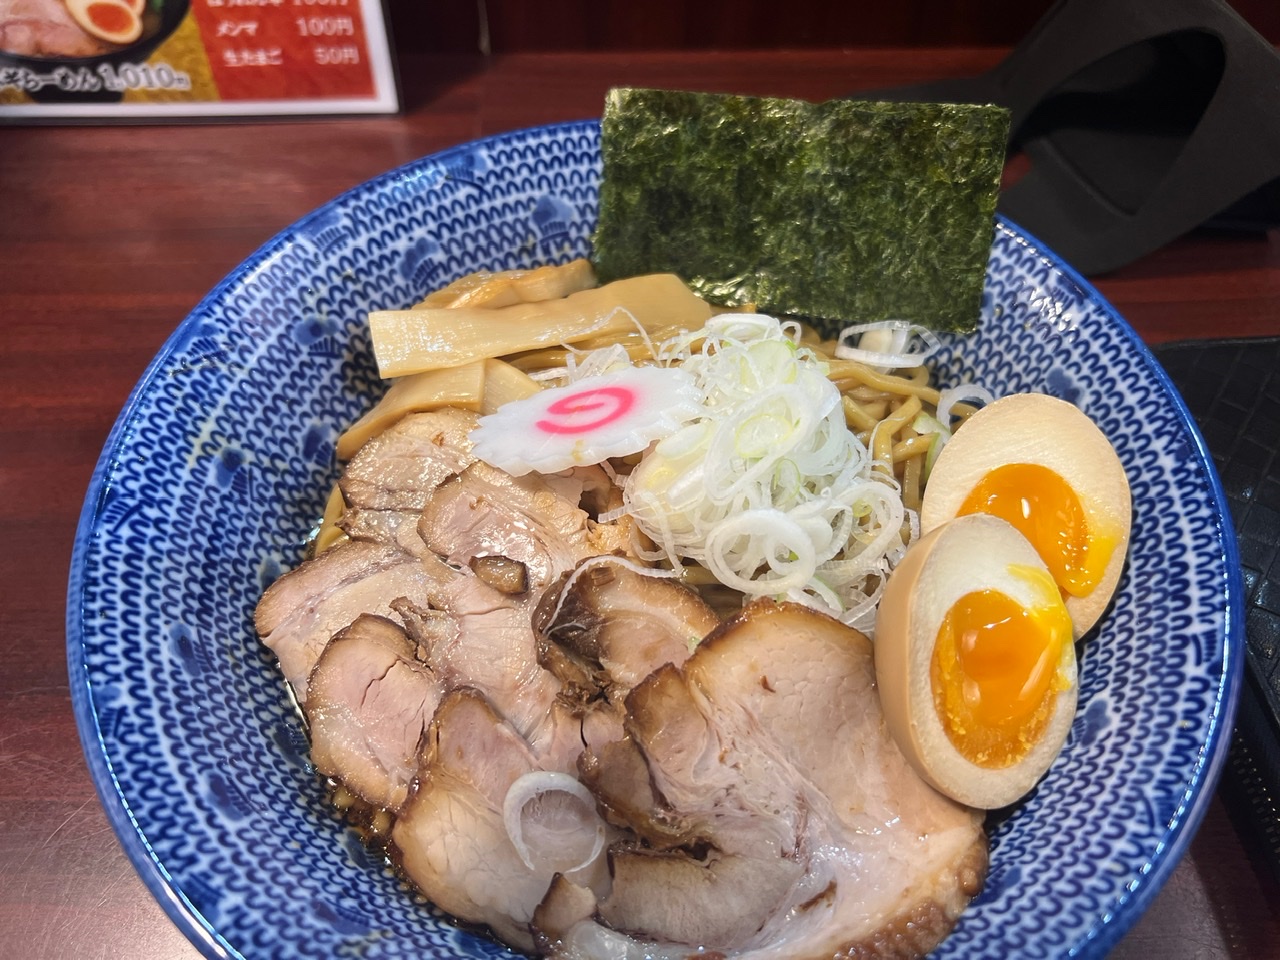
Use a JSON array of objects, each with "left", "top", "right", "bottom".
[
  {"left": 987, "top": 218, "right": 1245, "bottom": 955},
  {"left": 64, "top": 117, "right": 1245, "bottom": 960}
]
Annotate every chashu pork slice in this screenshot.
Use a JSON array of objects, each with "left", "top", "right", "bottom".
[
  {"left": 411, "top": 461, "right": 644, "bottom": 770},
  {"left": 339, "top": 408, "right": 479, "bottom": 554},
  {"left": 0, "top": 0, "right": 113, "bottom": 57},
  {"left": 420, "top": 460, "right": 626, "bottom": 594},
  {"left": 255, "top": 540, "right": 450, "bottom": 704},
  {"left": 535, "top": 555, "right": 723, "bottom": 793},
  {"left": 409, "top": 572, "right": 584, "bottom": 772},
  {"left": 304, "top": 614, "right": 442, "bottom": 812},
  {"left": 391, "top": 688, "right": 609, "bottom": 953},
  {"left": 340, "top": 407, "right": 478, "bottom": 510},
  {"left": 535, "top": 556, "right": 720, "bottom": 708},
  {"left": 537, "top": 600, "right": 987, "bottom": 960}
]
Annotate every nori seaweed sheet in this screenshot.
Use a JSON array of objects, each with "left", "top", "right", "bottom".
[{"left": 591, "top": 87, "right": 1011, "bottom": 336}]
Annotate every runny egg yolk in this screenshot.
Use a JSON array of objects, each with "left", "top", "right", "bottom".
[
  {"left": 87, "top": 0, "right": 133, "bottom": 34},
  {"left": 957, "top": 462, "right": 1116, "bottom": 599},
  {"left": 930, "top": 569, "right": 1073, "bottom": 769}
]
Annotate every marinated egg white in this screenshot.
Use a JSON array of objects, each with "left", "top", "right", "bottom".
[
  {"left": 921, "top": 392, "right": 1131, "bottom": 638},
  {"left": 65, "top": 0, "right": 142, "bottom": 45},
  {"left": 876, "top": 513, "right": 1077, "bottom": 809}
]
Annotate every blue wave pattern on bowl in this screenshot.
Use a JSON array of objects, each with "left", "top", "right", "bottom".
[{"left": 67, "top": 120, "right": 1240, "bottom": 960}]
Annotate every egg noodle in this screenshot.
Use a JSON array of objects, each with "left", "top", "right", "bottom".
[{"left": 327, "top": 260, "right": 989, "bottom": 633}]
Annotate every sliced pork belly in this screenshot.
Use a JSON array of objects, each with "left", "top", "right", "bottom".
[
  {"left": 339, "top": 506, "right": 428, "bottom": 556},
  {"left": 391, "top": 689, "right": 608, "bottom": 953},
  {"left": 626, "top": 660, "right": 808, "bottom": 859},
  {"left": 0, "top": 0, "right": 112, "bottom": 57},
  {"left": 687, "top": 605, "right": 974, "bottom": 845},
  {"left": 531, "top": 557, "right": 721, "bottom": 817},
  {"left": 304, "top": 614, "right": 442, "bottom": 811},
  {"left": 414, "top": 574, "right": 562, "bottom": 739},
  {"left": 420, "top": 461, "right": 622, "bottom": 592},
  {"left": 409, "top": 466, "right": 652, "bottom": 768},
  {"left": 603, "top": 845, "right": 805, "bottom": 950},
  {"left": 340, "top": 408, "right": 478, "bottom": 511},
  {"left": 338, "top": 408, "right": 478, "bottom": 554},
  {"left": 577, "top": 734, "right": 688, "bottom": 848},
  {"left": 404, "top": 571, "right": 586, "bottom": 773},
  {"left": 535, "top": 557, "right": 720, "bottom": 706},
  {"left": 537, "top": 601, "right": 987, "bottom": 960},
  {"left": 255, "top": 540, "right": 447, "bottom": 703}
]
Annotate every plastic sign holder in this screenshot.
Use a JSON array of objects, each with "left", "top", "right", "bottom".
[{"left": 0, "top": 0, "right": 398, "bottom": 120}]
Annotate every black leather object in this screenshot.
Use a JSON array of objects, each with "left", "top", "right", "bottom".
[{"left": 858, "top": 0, "right": 1280, "bottom": 275}]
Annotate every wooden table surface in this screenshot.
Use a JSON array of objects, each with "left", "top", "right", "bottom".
[{"left": 3, "top": 48, "right": 1279, "bottom": 959}]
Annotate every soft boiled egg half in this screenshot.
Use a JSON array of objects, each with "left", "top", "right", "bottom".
[
  {"left": 65, "top": 0, "right": 143, "bottom": 45},
  {"left": 921, "top": 392, "right": 1131, "bottom": 638},
  {"left": 876, "top": 513, "right": 1078, "bottom": 809}
]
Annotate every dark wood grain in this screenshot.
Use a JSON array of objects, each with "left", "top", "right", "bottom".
[
  {"left": 1, "top": 47, "right": 1278, "bottom": 960},
  {"left": 388, "top": 0, "right": 1280, "bottom": 52}
]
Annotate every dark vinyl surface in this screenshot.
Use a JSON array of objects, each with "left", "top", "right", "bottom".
[{"left": 1155, "top": 336, "right": 1280, "bottom": 879}]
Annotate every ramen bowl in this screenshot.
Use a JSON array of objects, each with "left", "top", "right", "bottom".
[{"left": 67, "top": 119, "right": 1242, "bottom": 960}]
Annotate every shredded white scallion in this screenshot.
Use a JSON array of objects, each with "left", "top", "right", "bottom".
[
  {"left": 834, "top": 319, "right": 943, "bottom": 371},
  {"left": 622, "top": 314, "right": 907, "bottom": 629},
  {"left": 936, "top": 383, "right": 995, "bottom": 427},
  {"left": 502, "top": 771, "right": 605, "bottom": 876}
]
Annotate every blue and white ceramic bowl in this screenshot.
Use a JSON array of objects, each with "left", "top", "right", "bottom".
[{"left": 67, "top": 120, "right": 1243, "bottom": 960}]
